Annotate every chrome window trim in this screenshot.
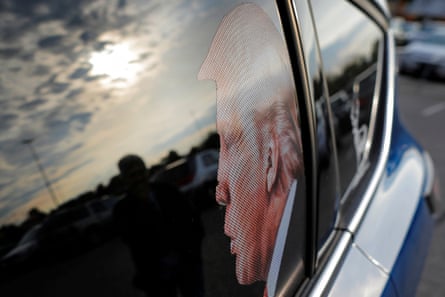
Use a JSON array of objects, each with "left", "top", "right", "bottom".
[
  {"left": 360, "top": 43, "right": 384, "bottom": 167},
  {"left": 307, "top": 231, "right": 352, "bottom": 297},
  {"left": 348, "top": 32, "right": 395, "bottom": 234},
  {"left": 350, "top": 0, "right": 390, "bottom": 30},
  {"left": 303, "top": 28, "right": 396, "bottom": 297},
  {"left": 372, "top": 0, "right": 391, "bottom": 19}
]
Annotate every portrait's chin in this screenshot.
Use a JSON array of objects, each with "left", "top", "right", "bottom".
[{"left": 235, "top": 256, "right": 263, "bottom": 285}]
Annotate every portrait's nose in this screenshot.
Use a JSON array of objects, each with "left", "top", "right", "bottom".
[
  {"left": 216, "top": 178, "right": 230, "bottom": 206},
  {"left": 216, "top": 158, "right": 230, "bottom": 206}
]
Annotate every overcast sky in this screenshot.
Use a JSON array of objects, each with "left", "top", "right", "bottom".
[{"left": 0, "top": 0, "right": 224, "bottom": 224}]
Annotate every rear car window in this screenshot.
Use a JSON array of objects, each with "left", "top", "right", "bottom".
[
  {"left": 0, "top": 2, "right": 308, "bottom": 297},
  {"left": 311, "top": 0, "right": 384, "bottom": 197}
]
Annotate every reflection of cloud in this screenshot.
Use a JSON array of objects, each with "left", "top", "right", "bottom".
[
  {"left": 38, "top": 35, "right": 65, "bottom": 49},
  {"left": 19, "top": 98, "right": 47, "bottom": 111},
  {"left": 314, "top": 1, "right": 378, "bottom": 75},
  {"left": 66, "top": 88, "right": 84, "bottom": 99},
  {"left": 51, "top": 158, "right": 92, "bottom": 185},
  {"left": 35, "top": 75, "right": 70, "bottom": 95},
  {"left": 0, "top": 187, "right": 54, "bottom": 225},
  {"left": 0, "top": 113, "right": 18, "bottom": 130},
  {"left": 70, "top": 112, "right": 92, "bottom": 131},
  {"left": 0, "top": 154, "right": 15, "bottom": 171},
  {"left": 69, "top": 67, "right": 91, "bottom": 79},
  {"left": 0, "top": 47, "right": 21, "bottom": 59}
]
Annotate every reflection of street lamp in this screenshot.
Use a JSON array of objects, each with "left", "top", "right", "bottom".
[{"left": 22, "top": 138, "right": 59, "bottom": 207}]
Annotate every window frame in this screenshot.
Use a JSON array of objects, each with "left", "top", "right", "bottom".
[{"left": 276, "top": 0, "right": 393, "bottom": 295}]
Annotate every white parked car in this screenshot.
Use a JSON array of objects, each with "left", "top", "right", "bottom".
[
  {"left": 398, "top": 32, "right": 445, "bottom": 79},
  {"left": 151, "top": 149, "right": 219, "bottom": 208}
]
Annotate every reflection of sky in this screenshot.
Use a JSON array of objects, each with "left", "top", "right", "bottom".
[
  {"left": 311, "top": 0, "right": 382, "bottom": 75},
  {"left": 0, "top": 0, "right": 277, "bottom": 224}
]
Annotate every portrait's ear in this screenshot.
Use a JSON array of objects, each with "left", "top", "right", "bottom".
[{"left": 266, "top": 138, "right": 279, "bottom": 193}]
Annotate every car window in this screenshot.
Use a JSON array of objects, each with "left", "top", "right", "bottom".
[
  {"left": 0, "top": 1, "right": 308, "bottom": 297},
  {"left": 310, "top": 0, "right": 384, "bottom": 198},
  {"left": 288, "top": 0, "right": 341, "bottom": 259}
]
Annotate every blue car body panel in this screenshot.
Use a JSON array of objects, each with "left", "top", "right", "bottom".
[
  {"left": 325, "top": 33, "right": 435, "bottom": 296},
  {"left": 385, "top": 199, "right": 433, "bottom": 297}
]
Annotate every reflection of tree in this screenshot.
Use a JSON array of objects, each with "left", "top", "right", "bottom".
[
  {"left": 326, "top": 40, "right": 379, "bottom": 95},
  {"left": 0, "top": 131, "right": 221, "bottom": 248},
  {"left": 161, "top": 150, "right": 181, "bottom": 164},
  {"left": 26, "top": 208, "right": 47, "bottom": 225}
]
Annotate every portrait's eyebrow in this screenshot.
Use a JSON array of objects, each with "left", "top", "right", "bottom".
[{"left": 217, "top": 114, "right": 244, "bottom": 147}]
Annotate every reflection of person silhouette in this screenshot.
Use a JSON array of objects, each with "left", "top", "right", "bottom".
[
  {"left": 198, "top": 4, "right": 304, "bottom": 297},
  {"left": 113, "top": 155, "right": 204, "bottom": 297}
]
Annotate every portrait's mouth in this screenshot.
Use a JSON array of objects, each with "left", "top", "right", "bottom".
[{"left": 229, "top": 237, "right": 238, "bottom": 255}]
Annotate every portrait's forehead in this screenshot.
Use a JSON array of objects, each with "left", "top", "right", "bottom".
[
  {"left": 198, "top": 3, "right": 295, "bottom": 124},
  {"left": 198, "top": 3, "right": 286, "bottom": 85}
]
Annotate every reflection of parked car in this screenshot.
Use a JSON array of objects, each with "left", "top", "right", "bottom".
[
  {"left": 390, "top": 17, "right": 420, "bottom": 46},
  {"left": 151, "top": 149, "right": 219, "bottom": 209},
  {"left": 152, "top": 149, "right": 218, "bottom": 192},
  {"left": 43, "top": 196, "right": 121, "bottom": 247},
  {"left": 1, "top": 225, "right": 42, "bottom": 267},
  {"left": 398, "top": 33, "right": 445, "bottom": 79},
  {"left": 1, "top": 196, "right": 122, "bottom": 272}
]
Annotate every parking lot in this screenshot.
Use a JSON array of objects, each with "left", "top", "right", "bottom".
[{"left": 395, "top": 75, "right": 445, "bottom": 297}]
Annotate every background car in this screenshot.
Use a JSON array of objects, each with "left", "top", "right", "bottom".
[
  {"left": 391, "top": 17, "right": 421, "bottom": 46},
  {"left": 398, "top": 32, "right": 445, "bottom": 79},
  {"left": 42, "top": 196, "right": 121, "bottom": 248}
]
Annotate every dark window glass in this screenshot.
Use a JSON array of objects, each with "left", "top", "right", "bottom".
[
  {"left": 292, "top": 0, "right": 340, "bottom": 253},
  {"left": 315, "top": 93, "right": 339, "bottom": 249},
  {"left": 0, "top": 2, "right": 307, "bottom": 297},
  {"left": 311, "top": 0, "right": 383, "bottom": 196},
  {"left": 91, "top": 201, "right": 106, "bottom": 213}
]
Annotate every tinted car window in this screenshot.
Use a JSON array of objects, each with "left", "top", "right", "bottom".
[
  {"left": 311, "top": 0, "right": 383, "bottom": 197},
  {"left": 289, "top": 0, "right": 340, "bottom": 256},
  {"left": 0, "top": 1, "right": 307, "bottom": 297}
]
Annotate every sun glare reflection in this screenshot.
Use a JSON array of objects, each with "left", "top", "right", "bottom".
[{"left": 89, "top": 43, "right": 142, "bottom": 87}]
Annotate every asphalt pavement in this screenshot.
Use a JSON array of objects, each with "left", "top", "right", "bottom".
[{"left": 396, "top": 75, "right": 445, "bottom": 297}]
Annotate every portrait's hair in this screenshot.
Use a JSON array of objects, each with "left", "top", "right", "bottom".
[{"left": 199, "top": 3, "right": 303, "bottom": 188}]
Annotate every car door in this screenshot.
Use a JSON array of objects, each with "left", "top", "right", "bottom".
[
  {"left": 0, "top": 1, "right": 436, "bottom": 297},
  {"left": 296, "top": 0, "right": 436, "bottom": 296}
]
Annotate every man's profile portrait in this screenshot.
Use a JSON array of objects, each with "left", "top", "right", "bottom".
[{"left": 198, "top": 3, "right": 304, "bottom": 295}]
